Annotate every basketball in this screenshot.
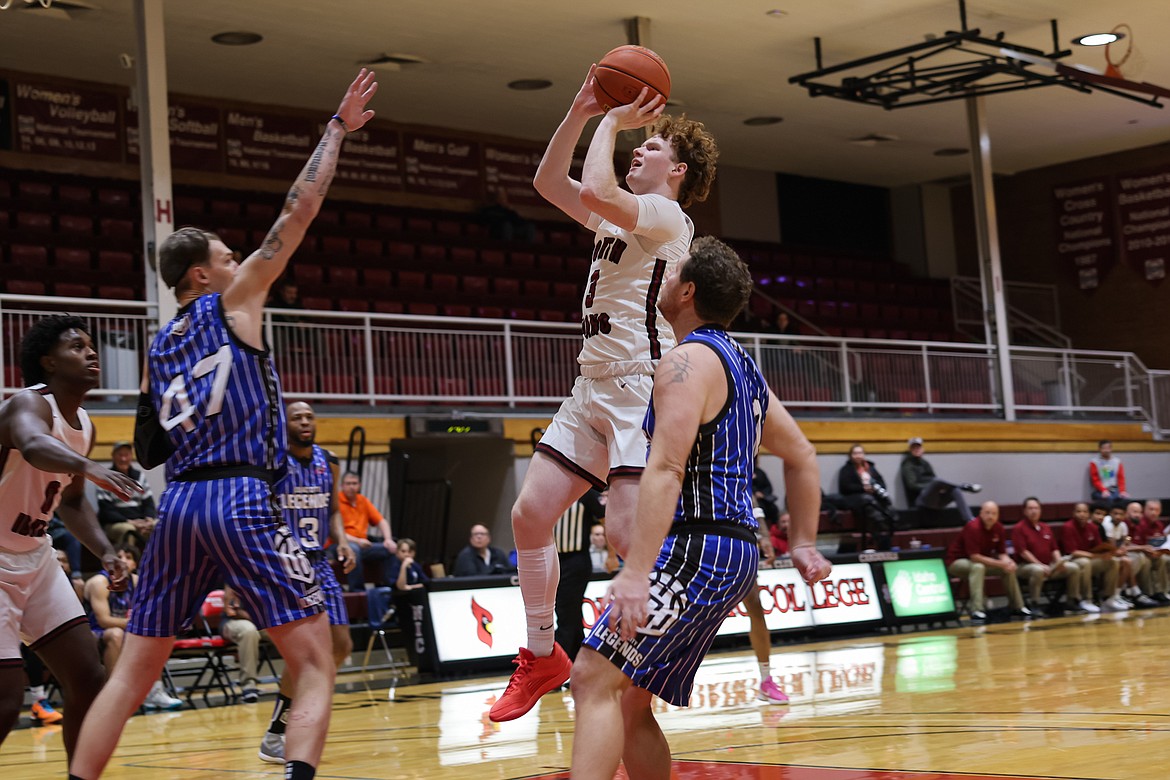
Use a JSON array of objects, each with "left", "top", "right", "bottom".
[{"left": 592, "top": 45, "right": 671, "bottom": 111}]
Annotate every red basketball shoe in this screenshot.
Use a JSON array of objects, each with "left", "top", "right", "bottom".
[{"left": 488, "top": 643, "right": 572, "bottom": 722}]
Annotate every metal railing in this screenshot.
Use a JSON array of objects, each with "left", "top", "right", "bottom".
[
  {"left": 1, "top": 293, "right": 1164, "bottom": 435},
  {"left": 951, "top": 276, "right": 1070, "bottom": 349}
]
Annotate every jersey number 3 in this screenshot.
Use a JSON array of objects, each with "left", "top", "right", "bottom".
[{"left": 158, "top": 345, "right": 234, "bottom": 432}]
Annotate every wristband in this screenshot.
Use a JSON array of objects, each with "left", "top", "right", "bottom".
[{"left": 331, "top": 114, "right": 349, "bottom": 133}]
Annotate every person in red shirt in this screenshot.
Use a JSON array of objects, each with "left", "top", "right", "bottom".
[
  {"left": 1059, "top": 502, "right": 1123, "bottom": 610},
  {"left": 1128, "top": 500, "right": 1169, "bottom": 602},
  {"left": 1012, "top": 497, "right": 1098, "bottom": 614},
  {"left": 944, "top": 501, "right": 1029, "bottom": 621},
  {"left": 769, "top": 511, "right": 790, "bottom": 556}
]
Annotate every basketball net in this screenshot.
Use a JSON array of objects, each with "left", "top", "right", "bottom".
[
  {"left": 0, "top": 0, "right": 55, "bottom": 8},
  {"left": 1105, "top": 23, "right": 1145, "bottom": 81}
]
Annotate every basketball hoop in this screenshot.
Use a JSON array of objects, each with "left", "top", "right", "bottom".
[
  {"left": 0, "top": 0, "right": 56, "bottom": 9},
  {"left": 1105, "top": 23, "right": 1145, "bottom": 81}
]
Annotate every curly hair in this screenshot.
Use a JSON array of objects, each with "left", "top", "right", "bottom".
[
  {"left": 651, "top": 114, "right": 719, "bottom": 209},
  {"left": 159, "top": 226, "right": 220, "bottom": 291},
  {"left": 20, "top": 314, "right": 90, "bottom": 386},
  {"left": 678, "top": 236, "right": 751, "bottom": 326}
]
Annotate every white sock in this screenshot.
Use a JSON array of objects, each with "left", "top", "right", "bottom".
[
  {"left": 758, "top": 662, "right": 771, "bottom": 681},
  {"left": 517, "top": 544, "right": 559, "bottom": 657},
  {"left": 28, "top": 685, "right": 46, "bottom": 700}
]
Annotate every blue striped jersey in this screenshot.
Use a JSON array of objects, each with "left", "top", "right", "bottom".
[
  {"left": 644, "top": 326, "right": 768, "bottom": 532},
  {"left": 148, "top": 294, "right": 285, "bottom": 480},
  {"left": 278, "top": 445, "right": 336, "bottom": 555}
]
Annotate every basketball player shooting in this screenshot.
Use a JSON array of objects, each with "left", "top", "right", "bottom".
[
  {"left": 69, "top": 70, "right": 377, "bottom": 780},
  {"left": 491, "top": 62, "right": 718, "bottom": 723}
]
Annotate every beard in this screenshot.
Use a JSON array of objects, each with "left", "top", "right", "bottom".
[{"left": 294, "top": 431, "right": 316, "bottom": 446}]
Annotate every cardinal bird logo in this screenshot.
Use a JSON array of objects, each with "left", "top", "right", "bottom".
[{"left": 471, "top": 597, "right": 494, "bottom": 647}]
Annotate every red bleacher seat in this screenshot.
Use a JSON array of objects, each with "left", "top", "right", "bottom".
[
  {"left": 463, "top": 276, "right": 488, "bottom": 295},
  {"left": 6, "top": 280, "right": 45, "bottom": 295},
  {"left": 97, "top": 250, "right": 135, "bottom": 274},
  {"left": 282, "top": 372, "right": 315, "bottom": 393},
  {"left": 565, "top": 257, "right": 590, "bottom": 276},
  {"left": 418, "top": 245, "right": 446, "bottom": 262},
  {"left": 15, "top": 211, "right": 52, "bottom": 232},
  {"left": 99, "top": 218, "right": 135, "bottom": 239},
  {"left": 431, "top": 273, "right": 458, "bottom": 292},
  {"left": 174, "top": 195, "right": 204, "bottom": 217},
  {"left": 321, "top": 236, "right": 351, "bottom": 255},
  {"left": 476, "top": 306, "right": 504, "bottom": 319},
  {"left": 880, "top": 304, "right": 901, "bottom": 321},
  {"left": 292, "top": 265, "right": 324, "bottom": 285},
  {"left": 494, "top": 278, "right": 520, "bottom": 296},
  {"left": 450, "top": 247, "right": 477, "bottom": 265},
  {"left": 480, "top": 249, "right": 506, "bottom": 267},
  {"left": 209, "top": 199, "right": 239, "bottom": 217},
  {"left": 442, "top": 304, "right": 472, "bottom": 318},
  {"left": 435, "top": 219, "right": 461, "bottom": 236},
  {"left": 401, "top": 375, "right": 433, "bottom": 395},
  {"left": 538, "top": 310, "right": 563, "bottom": 322},
  {"left": 97, "top": 188, "right": 133, "bottom": 209},
  {"left": 859, "top": 303, "right": 880, "bottom": 320},
  {"left": 217, "top": 227, "right": 246, "bottom": 248},
  {"left": 838, "top": 301, "right": 858, "bottom": 320},
  {"left": 344, "top": 211, "right": 372, "bottom": 229},
  {"left": 373, "top": 300, "right": 404, "bottom": 314},
  {"left": 54, "top": 248, "right": 92, "bottom": 269},
  {"left": 58, "top": 214, "right": 94, "bottom": 235},
  {"left": 301, "top": 296, "right": 333, "bottom": 311},
  {"left": 54, "top": 185, "right": 92, "bottom": 205},
  {"left": 55, "top": 283, "right": 92, "bottom": 298},
  {"left": 11, "top": 245, "right": 48, "bottom": 265},
  {"left": 387, "top": 241, "right": 414, "bottom": 260},
  {"left": 510, "top": 252, "right": 535, "bottom": 269},
  {"left": 338, "top": 298, "right": 368, "bottom": 312},
  {"left": 330, "top": 267, "right": 358, "bottom": 286},
  {"left": 537, "top": 255, "right": 562, "bottom": 272},
  {"left": 406, "top": 217, "right": 432, "bottom": 234},
  {"left": 523, "top": 280, "right": 550, "bottom": 297},
  {"left": 510, "top": 307, "right": 536, "bottom": 320},
  {"left": 436, "top": 377, "right": 468, "bottom": 395},
  {"left": 354, "top": 238, "right": 382, "bottom": 256},
  {"left": 552, "top": 282, "right": 578, "bottom": 300},
  {"left": 397, "top": 271, "right": 426, "bottom": 289},
  {"left": 316, "top": 210, "right": 341, "bottom": 226},
  {"left": 818, "top": 300, "right": 838, "bottom": 320},
  {"left": 375, "top": 214, "right": 403, "bottom": 232},
  {"left": 363, "top": 268, "right": 391, "bottom": 287},
  {"left": 407, "top": 302, "right": 438, "bottom": 316},
  {"left": 18, "top": 181, "right": 53, "bottom": 200},
  {"left": 98, "top": 285, "right": 135, "bottom": 300}
]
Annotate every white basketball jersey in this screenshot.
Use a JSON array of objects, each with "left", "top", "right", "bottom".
[
  {"left": 579, "top": 193, "right": 693, "bottom": 366},
  {"left": 0, "top": 389, "right": 93, "bottom": 553}
]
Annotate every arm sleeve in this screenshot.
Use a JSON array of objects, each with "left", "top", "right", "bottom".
[
  {"left": 634, "top": 194, "right": 687, "bottom": 242},
  {"left": 1089, "top": 462, "right": 1104, "bottom": 492},
  {"left": 134, "top": 391, "right": 174, "bottom": 471}
]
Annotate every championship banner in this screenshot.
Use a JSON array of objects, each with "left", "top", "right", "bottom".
[
  {"left": 1116, "top": 166, "right": 1170, "bottom": 285},
  {"left": 403, "top": 131, "right": 482, "bottom": 198},
  {"left": 126, "top": 96, "right": 224, "bottom": 172},
  {"left": 10, "top": 75, "right": 122, "bottom": 162},
  {"left": 1052, "top": 176, "right": 1115, "bottom": 290}
]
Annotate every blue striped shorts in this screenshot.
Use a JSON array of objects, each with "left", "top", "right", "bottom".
[
  {"left": 311, "top": 554, "right": 348, "bottom": 626},
  {"left": 128, "top": 476, "right": 324, "bottom": 636},
  {"left": 582, "top": 528, "right": 758, "bottom": 706}
]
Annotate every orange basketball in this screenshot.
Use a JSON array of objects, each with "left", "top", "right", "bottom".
[{"left": 592, "top": 45, "right": 671, "bottom": 111}]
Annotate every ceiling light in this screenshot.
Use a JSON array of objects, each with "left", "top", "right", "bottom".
[
  {"left": 211, "top": 31, "right": 263, "bottom": 46},
  {"left": 1072, "top": 32, "right": 1123, "bottom": 47},
  {"left": 933, "top": 147, "right": 969, "bottom": 157},
  {"left": 743, "top": 116, "right": 783, "bottom": 126},
  {"left": 507, "top": 79, "right": 552, "bottom": 91}
]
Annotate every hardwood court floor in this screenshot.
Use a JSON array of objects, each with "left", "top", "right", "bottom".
[{"left": 7, "top": 610, "right": 1170, "bottom": 779}]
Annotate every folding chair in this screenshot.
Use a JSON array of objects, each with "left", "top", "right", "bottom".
[
  {"left": 361, "top": 586, "right": 410, "bottom": 673},
  {"left": 166, "top": 590, "right": 239, "bottom": 707}
]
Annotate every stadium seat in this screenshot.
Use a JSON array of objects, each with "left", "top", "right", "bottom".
[
  {"left": 98, "top": 285, "right": 135, "bottom": 300},
  {"left": 523, "top": 280, "right": 550, "bottom": 297},
  {"left": 301, "top": 296, "right": 333, "bottom": 311},
  {"left": 375, "top": 213, "right": 403, "bottom": 232},
  {"left": 11, "top": 245, "right": 48, "bottom": 265},
  {"left": 407, "top": 302, "right": 438, "bottom": 316},
  {"left": 480, "top": 249, "right": 506, "bottom": 267},
  {"left": 54, "top": 282, "right": 92, "bottom": 298},
  {"left": 321, "top": 236, "right": 351, "bottom": 256},
  {"left": 58, "top": 214, "right": 94, "bottom": 236},
  {"left": 450, "top": 246, "right": 477, "bottom": 265},
  {"left": 18, "top": 181, "right": 53, "bottom": 200},
  {"left": 373, "top": 300, "right": 404, "bottom": 314},
  {"left": 397, "top": 271, "right": 426, "bottom": 290},
  {"left": 344, "top": 211, "right": 373, "bottom": 229},
  {"left": 406, "top": 217, "right": 432, "bottom": 234},
  {"left": 338, "top": 298, "right": 369, "bottom": 312},
  {"left": 15, "top": 211, "right": 52, "bottom": 232},
  {"left": 462, "top": 276, "right": 489, "bottom": 296},
  {"left": 99, "top": 218, "right": 136, "bottom": 239},
  {"left": 363, "top": 268, "right": 391, "bottom": 287},
  {"left": 5, "top": 280, "right": 45, "bottom": 295},
  {"left": 330, "top": 266, "right": 358, "bottom": 286},
  {"left": 510, "top": 252, "right": 535, "bottom": 269},
  {"left": 54, "top": 248, "right": 93, "bottom": 270},
  {"left": 493, "top": 278, "right": 520, "bottom": 296},
  {"left": 430, "top": 273, "right": 458, "bottom": 293},
  {"left": 354, "top": 237, "right": 383, "bottom": 257},
  {"left": 292, "top": 265, "right": 324, "bottom": 285}
]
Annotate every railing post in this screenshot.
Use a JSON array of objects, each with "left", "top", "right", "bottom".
[
  {"left": 504, "top": 322, "right": 516, "bottom": 409},
  {"left": 1148, "top": 372, "right": 1161, "bottom": 440},
  {"left": 363, "top": 317, "right": 376, "bottom": 406},
  {"left": 1124, "top": 358, "right": 1134, "bottom": 415},
  {"left": 840, "top": 340, "right": 853, "bottom": 413},
  {"left": 921, "top": 343, "right": 933, "bottom": 413}
]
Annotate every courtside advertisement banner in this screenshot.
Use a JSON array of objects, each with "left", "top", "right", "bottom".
[
  {"left": 428, "top": 565, "right": 885, "bottom": 663},
  {"left": 882, "top": 558, "right": 955, "bottom": 618}
]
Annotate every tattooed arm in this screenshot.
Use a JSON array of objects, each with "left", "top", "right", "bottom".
[{"left": 223, "top": 69, "right": 378, "bottom": 346}]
